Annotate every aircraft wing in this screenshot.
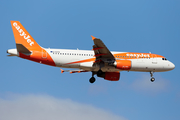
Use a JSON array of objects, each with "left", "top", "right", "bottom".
[{"left": 91, "top": 36, "right": 115, "bottom": 62}]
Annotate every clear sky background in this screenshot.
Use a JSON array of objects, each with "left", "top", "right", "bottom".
[{"left": 1, "top": 0, "right": 180, "bottom": 120}]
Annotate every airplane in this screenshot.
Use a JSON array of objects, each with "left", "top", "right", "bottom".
[{"left": 7, "top": 21, "right": 175, "bottom": 83}]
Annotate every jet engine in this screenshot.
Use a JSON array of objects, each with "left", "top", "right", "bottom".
[
  {"left": 97, "top": 71, "right": 120, "bottom": 81},
  {"left": 114, "top": 60, "right": 131, "bottom": 70}
]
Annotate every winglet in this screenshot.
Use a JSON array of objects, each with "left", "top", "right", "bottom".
[
  {"left": 91, "top": 35, "right": 96, "bottom": 40},
  {"left": 60, "top": 69, "right": 64, "bottom": 73}
]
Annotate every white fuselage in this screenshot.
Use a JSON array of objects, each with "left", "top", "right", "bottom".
[{"left": 45, "top": 48, "right": 175, "bottom": 72}]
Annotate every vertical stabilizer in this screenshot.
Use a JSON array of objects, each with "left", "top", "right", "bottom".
[{"left": 10, "top": 21, "right": 42, "bottom": 51}]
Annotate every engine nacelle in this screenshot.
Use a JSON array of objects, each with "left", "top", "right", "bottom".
[
  {"left": 114, "top": 60, "right": 131, "bottom": 70},
  {"left": 97, "top": 72, "right": 120, "bottom": 81}
]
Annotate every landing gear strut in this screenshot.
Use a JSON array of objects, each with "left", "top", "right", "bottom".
[
  {"left": 150, "top": 71, "right": 155, "bottom": 82},
  {"left": 97, "top": 62, "right": 104, "bottom": 77},
  {"left": 97, "top": 69, "right": 103, "bottom": 77}
]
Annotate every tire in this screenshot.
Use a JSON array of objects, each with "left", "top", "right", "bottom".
[
  {"left": 89, "top": 77, "right": 96, "bottom": 83},
  {"left": 151, "top": 77, "right": 155, "bottom": 82}
]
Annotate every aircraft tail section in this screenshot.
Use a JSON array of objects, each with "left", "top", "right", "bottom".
[
  {"left": 10, "top": 21, "right": 42, "bottom": 52},
  {"left": 9, "top": 21, "right": 56, "bottom": 67}
]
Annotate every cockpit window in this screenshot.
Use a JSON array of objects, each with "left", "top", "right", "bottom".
[{"left": 162, "top": 58, "right": 167, "bottom": 60}]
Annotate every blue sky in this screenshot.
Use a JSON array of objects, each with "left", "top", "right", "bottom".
[{"left": 1, "top": 0, "right": 180, "bottom": 120}]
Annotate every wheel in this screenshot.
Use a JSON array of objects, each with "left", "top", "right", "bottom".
[
  {"left": 151, "top": 77, "right": 155, "bottom": 82},
  {"left": 89, "top": 77, "right": 96, "bottom": 83}
]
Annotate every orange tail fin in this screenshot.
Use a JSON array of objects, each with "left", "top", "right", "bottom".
[{"left": 10, "top": 21, "right": 41, "bottom": 52}]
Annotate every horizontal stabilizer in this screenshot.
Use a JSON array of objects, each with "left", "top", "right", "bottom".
[{"left": 16, "top": 44, "right": 31, "bottom": 53}]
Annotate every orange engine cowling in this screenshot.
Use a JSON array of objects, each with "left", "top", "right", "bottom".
[
  {"left": 104, "top": 72, "right": 120, "bottom": 81},
  {"left": 97, "top": 71, "right": 120, "bottom": 81},
  {"left": 115, "top": 60, "right": 131, "bottom": 70}
]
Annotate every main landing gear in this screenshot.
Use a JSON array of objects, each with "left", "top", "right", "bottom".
[
  {"left": 97, "top": 69, "right": 103, "bottom": 77},
  {"left": 89, "top": 69, "right": 103, "bottom": 83},
  {"left": 150, "top": 71, "right": 155, "bottom": 82},
  {"left": 89, "top": 72, "right": 96, "bottom": 83}
]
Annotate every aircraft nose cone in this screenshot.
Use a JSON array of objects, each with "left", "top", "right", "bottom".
[
  {"left": 171, "top": 63, "right": 175, "bottom": 69},
  {"left": 169, "top": 62, "right": 175, "bottom": 70}
]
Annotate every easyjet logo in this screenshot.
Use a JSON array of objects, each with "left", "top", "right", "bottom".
[
  {"left": 126, "top": 53, "right": 150, "bottom": 58},
  {"left": 13, "top": 22, "right": 34, "bottom": 46}
]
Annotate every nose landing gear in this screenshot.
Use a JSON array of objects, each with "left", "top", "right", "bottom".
[
  {"left": 150, "top": 71, "right": 155, "bottom": 82},
  {"left": 151, "top": 77, "right": 155, "bottom": 82}
]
